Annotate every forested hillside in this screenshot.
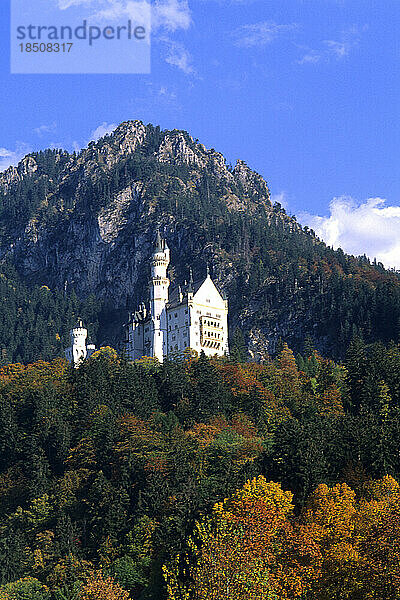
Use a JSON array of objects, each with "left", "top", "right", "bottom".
[
  {"left": 1, "top": 122, "right": 400, "bottom": 598},
  {"left": 0, "top": 345, "right": 400, "bottom": 598},
  {"left": 0, "top": 121, "right": 399, "bottom": 364},
  {"left": 0, "top": 263, "right": 103, "bottom": 365}
]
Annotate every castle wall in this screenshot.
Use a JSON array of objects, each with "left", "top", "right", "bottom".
[
  {"left": 189, "top": 278, "right": 228, "bottom": 358},
  {"left": 166, "top": 302, "right": 190, "bottom": 353}
]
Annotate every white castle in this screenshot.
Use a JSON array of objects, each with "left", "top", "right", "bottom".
[
  {"left": 125, "top": 231, "right": 229, "bottom": 362},
  {"left": 65, "top": 232, "right": 229, "bottom": 366},
  {"left": 65, "top": 319, "right": 97, "bottom": 367}
]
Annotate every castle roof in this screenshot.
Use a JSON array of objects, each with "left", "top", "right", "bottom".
[
  {"left": 154, "top": 229, "right": 165, "bottom": 253},
  {"left": 167, "top": 277, "right": 205, "bottom": 309},
  {"left": 167, "top": 273, "right": 227, "bottom": 309}
]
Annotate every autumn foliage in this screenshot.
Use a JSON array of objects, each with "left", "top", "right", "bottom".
[
  {"left": 165, "top": 474, "right": 400, "bottom": 600},
  {"left": 79, "top": 571, "right": 130, "bottom": 600},
  {"left": 0, "top": 343, "right": 399, "bottom": 599}
]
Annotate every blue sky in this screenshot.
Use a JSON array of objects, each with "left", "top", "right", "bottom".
[{"left": 1, "top": 0, "right": 399, "bottom": 267}]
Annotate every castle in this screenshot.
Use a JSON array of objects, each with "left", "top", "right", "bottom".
[
  {"left": 65, "top": 320, "right": 97, "bottom": 367},
  {"left": 125, "top": 232, "right": 229, "bottom": 362},
  {"left": 65, "top": 232, "right": 229, "bottom": 366}
]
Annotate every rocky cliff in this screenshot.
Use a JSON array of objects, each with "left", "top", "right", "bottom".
[{"left": 0, "top": 120, "right": 399, "bottom": 359}]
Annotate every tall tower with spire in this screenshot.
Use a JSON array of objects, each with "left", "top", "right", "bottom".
[
  {"left": 125, "top": 233, "right": 228, "bottom": 362},
  {"left": 148, "top": 230, "right": 170, "bottom": 361}
]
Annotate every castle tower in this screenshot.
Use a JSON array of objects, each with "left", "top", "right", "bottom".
[
  {"left": 65, "top": 319, "right": 88, "bottom": 367},
  {"left": 124, "top": 236, "right": 228, "bottom": 362},
  {"left": 149, "top": 230, "right": 170, "bottom": 361}
]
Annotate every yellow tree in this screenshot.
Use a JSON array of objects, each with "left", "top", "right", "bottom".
[
  {"left": 275, "top": 344, "right": 301, "bottom": 407},
  {"left": 164, "top": 476, "right": 320, "bottom": 600},
  {"left": 78, "top": 571, "right": 131, "bottom": 600},
  {"left": 354, "top": 476, "right": 400, "bottom": 598},
  {"left": 302, "top": 482, "right": 358, "bottom": 599},
  {"left": 0, "top": 577, "right": 50, "bottom": 600}
]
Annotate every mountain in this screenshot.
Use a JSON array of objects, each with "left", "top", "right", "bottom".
[{"left": 0, "top": 120, "right": 399, "bottom": 363}]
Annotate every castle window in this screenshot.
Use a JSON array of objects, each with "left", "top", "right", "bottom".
[
  {"left": 184, "top": 342, "right": 187, "bottom": 347},
  {"left": 185, "top": 309, "right": 188, "bottom": 314},
  {"left": 175, "top": 313, "right": 177, "bottom": 318},
  {"left": 206, "top": 299, "right": 210, "bottom": 303},
  {"left": 145, "top": 328, "right": 149, "bottom": 332},
  {"left": 175, "top": 325, "right": 178, "bottom": 329},
  {"left": 169, "top": 315, "right": 171, "bottom": 320},
  {"left": 172, "top": 335, "right": 176, "bottom": 341},
  {"left": 169, "top": 326, "right": 171, "bottom": 331}
]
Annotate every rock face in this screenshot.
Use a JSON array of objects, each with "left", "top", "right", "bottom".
[
  {"left": 1, "top": 120, "right": 398, "bottom": 356},
  {"left": 0, "top": 121, "right": 278, "bottom": 308}
]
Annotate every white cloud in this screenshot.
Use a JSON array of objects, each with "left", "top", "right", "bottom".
[
  {"left": 55, "top": 0, "right": 192, "bottom": 72},
  {"left": 325, "top": 39, "right": 351, "bottom": 58},
  {"left": 158, "top": 85, "right": 177, "bottom": 101},
  {"left": 89, "top": 121, "right": 118, "bottom": 142},
  {"left": 61, "top": 0, "right": 191, "bottom": 32},
  {"left": 297, "top": 51, "right": 321, "bottom": 65},
  {"left": 233, "top": 21, "right": 298, "bottom": 48},
  {"left": 34, "top": 122, "right": 57, "bottom": 136},
  {"left": 57, "top": 0, "right": 93, "bottom": 8},
  {"left": 164, "top": 40, "right": 194, "bottom": 74},
  {"left": 153, "top": 0, "right": 191, "bottom": 32},
  {"left": 271, "top": 191, "right": 289, "bottom": 210},
  {"left": 91, "top": 0, "right": 151, "bottom": 32},
  {"left": 300, "top": 196, "right": 400, "bottom": 270},
  {"left": 0, "top": 143, "right": 31, "bottom": 172},
  {"left": 324, "top": 25, "right": 366, "bottom": 58},
  {"left": 72, "top": 122, "right": 118, "bottom": 152},
  {"left": 298, "top": 25, "right": 366, "bottom": 65}
]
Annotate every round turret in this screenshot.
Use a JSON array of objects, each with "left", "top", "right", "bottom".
[
  {"left": 70, "top": 319, "right": 88, "bottom": 344},
  {"left": 151, "top": 231, "right": 170, "bottom": 278},
  {"left": 152, "top": 250, "right": 168, "bottom": 263}
]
